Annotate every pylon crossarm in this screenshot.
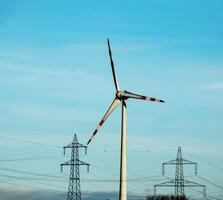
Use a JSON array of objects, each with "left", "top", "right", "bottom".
[
  {"left": 155, "top": 180, "right": 176, "bottom": 187},
  {"left": 77, "top": 160, "right": 89, "bottom": 165},
  {"left": 77, "top": 160, "right": 90, "bottom": 172},
  {"left": 181, "top": 159, "right": 198, "bottom": 174},
  {"left": 63, "top": 144, "right": 73, "bottom": 155},
  {"left": 184, "top": 180, "right": 206, "bottom": 197},
  {"left": 154, "top": 180, "right": 176, "bottom": 195},
  {"left": 60, "top": 161, "right": 72, "bottom": 172},
  {"left": 76, "top": 144, "right": 88, "bottom": 155},
  {"left": 162, "top": 160, "right": 177, "bottom": 175},
  {"left": 63, "top": 144, "right": 87, "bottom": 156},
  {"left": 84, "top": 146, "right": 87, "bottom": 155},
  {"left": 64, "top": 143, "right": 87, "bottom": 149},
  {"left": 77, "top": 143, "right": 87, "bottom": 149},
  {"left": 184, "top": 180, "right": 205, "bottom": 187},
  {"left": 61, "top": 160, "right": 72, "bottom": 165},
  {"left": 60, "top": 163, "right": 67, "bottom": 173},
  {"left": 63, "top": 143, "right": 76, "bottom": 148},
  {"left": 163, "top": 159, "right": 177, "bottom": 164},
  {"left": 63, "top": 147, "right": 66, "bottom": 155},
  {"left": 181, "top": 159, "right": 196, "bottom": 164}
]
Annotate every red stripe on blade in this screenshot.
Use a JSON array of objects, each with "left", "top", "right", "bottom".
[
  {"left": 99, "top": 119, "right": 105, "bottom": 126},
  {"left": 93, "top": 130, "right": 97, "bottom": 136},
  {"left": 141, "top": 96, "right": 146, "bottom": 100}
]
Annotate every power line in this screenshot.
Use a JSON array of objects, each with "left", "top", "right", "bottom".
[
  {"left": 0, "top": 173, "right": 65, "bottom": 189},
  {"left": 185, "top": 152, "right": 223, "bottom": 171},
  {"left": 196, "top": 175, "right": 223, "bottom": 191},
  {"left": 0, "top": 156, "right": 63, "bottom": 162},
  {"left": 0, "top": 166, "right": 66, "bottom": 180},
  {"left": 0, "top": 179, "right": 65, "bottom": 192},
  {"left": 0, "top": 135, "right": 42, "bottom": 145}
]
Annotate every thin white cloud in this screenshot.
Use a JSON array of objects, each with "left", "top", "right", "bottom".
[{"left": 206, "top": 82, "right": 223, "bottom": 90}]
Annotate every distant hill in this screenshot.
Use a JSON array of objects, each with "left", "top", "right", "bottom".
[{"left": 0, "top": 189, "right": 145, "bottom": 200}]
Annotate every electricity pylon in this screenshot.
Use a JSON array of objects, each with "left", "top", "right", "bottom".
[
  {"left": 154, "top": 147, "right": 206, "bottom": 197},
  {"left": 61, "top": 134, "right": 90, "bottom": 200}
]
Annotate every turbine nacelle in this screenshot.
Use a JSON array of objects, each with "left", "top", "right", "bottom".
[{"left": 116, "top": 91, "right": 125, "bottom": 99}]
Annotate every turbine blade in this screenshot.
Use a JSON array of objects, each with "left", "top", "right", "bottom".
[
  {"left": 123, "top": 91, "right": 165, "bottom": 103},
  {"left": 107, "top": 39, "right": 120, "bottom": 91},
  {"left": 87, "top": 98, "right": 121, "bottom": 145}
]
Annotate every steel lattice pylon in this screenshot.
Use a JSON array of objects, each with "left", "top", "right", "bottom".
[
  {"left": 61, "top": 134, "right": 90, "bottom": 200},
  {"left": 175, "top": 147, "right": 185, "bottom": 196},
  {"left": 154, "top": 147, "right": 206, "bottom": 198}
]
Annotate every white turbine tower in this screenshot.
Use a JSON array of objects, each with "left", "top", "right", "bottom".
[{"left": 87, "top": 39, "right": 165, "bottom": 200}]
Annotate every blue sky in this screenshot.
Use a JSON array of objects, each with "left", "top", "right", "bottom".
[{"left": 0, "top": 0, "right": 223, "bottom": 199}]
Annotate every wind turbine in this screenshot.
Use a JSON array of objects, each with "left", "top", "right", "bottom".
[{"left": 87, "top": 39, "right": 165, "bottom": 200}]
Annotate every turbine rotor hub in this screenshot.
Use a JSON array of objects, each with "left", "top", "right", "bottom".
[{"left": 116, "top": 91, "right": 124, "bottom": 99}]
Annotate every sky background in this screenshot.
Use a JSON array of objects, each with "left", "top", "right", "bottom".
[{"left": 0, "top": 0, "right": 223, "bottom": 199}]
